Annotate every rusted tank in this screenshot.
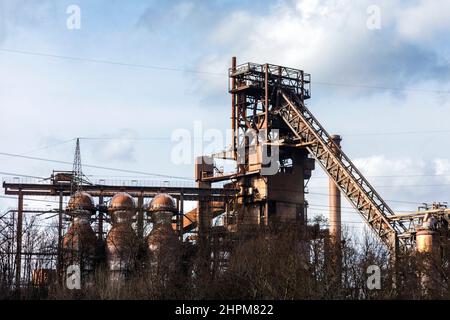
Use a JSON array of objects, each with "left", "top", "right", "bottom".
[
  {"left": 415, "top": 214, "right": 440, "bottom": 295},
  {"left": 106, "top": 192, "right": 138, "bottom": 283},
  {"left": 416, "top": 214, "right": 438, "bottom": 254},
  {"left": 63, "top": 192, "right": 97, "bottom": 285},
  {"left": 146, "top": 193, "right": 181, "bottom": 273},
  {"left": 416, "top": 229, "right": 437, "bottom": 254}
]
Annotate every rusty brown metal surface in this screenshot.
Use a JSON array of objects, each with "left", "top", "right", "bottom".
[
  {"left": 106, "top": 223, "right": 138, "bottom": 282},
  {"left": 231, "top": 56, "right": 237, "bottom": 160},
  {"left": 3, "top": 181, "right": 237, "bottom": 201},
  {"left": 147, "top": 223, "right": 180, "bottom": 262},
  {"left": 106, "top": 192, "right": 138, "bottom": 282},
  {"left": 67, "top": 191, "right": 96, "bottom": 213},
  {"left": 329, "top": 134, "right": 342, "bottom": 245},
  {"left": 146, "top": 195, "right": 182, "bottom": 272},
  {"left": 416, "top": 230, "right": 437, "bottom": 254},
  {"left": 63, "top": 192, "right": 97, "bottom": 281},
  {"left": 177, "top": 201, "right": 226, "bottom": 232},
  {"left": 148, "top": 193, "right": 177, "bottom": 213},
  {"left": 108, "top": 192, "right": 136, "bottom": 212},
  {"left": 62, "top": 216, "right": 97, "bottom": 275},
  {"left": 62, "top": 217, "right": 97, "bottom": 251},
  {"left": 31, "top": 269, "right": 57, "bottom": 287}
]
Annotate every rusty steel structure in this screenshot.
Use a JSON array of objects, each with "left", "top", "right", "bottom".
[
  {"left": 146, "top": 194, "right": 181, "bottom": 274},
  {"left": 1, "top": 57, "right": 449, "bottom": 292},
  {"left": 197, "top": 58, "right": 449, "bottom": 256},
  {"left": 62, "top": 192, "right": 98, "bottom": 285},
  {"left": 106, "top": 192, "right": 138, "bottom": 284},
  {"left": 1, "top": 176, "right": 236, "bottom": 289}
]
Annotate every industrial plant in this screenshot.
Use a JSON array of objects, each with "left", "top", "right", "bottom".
[{"left": 1, "top": 58, "right": 449, "bottom": 299}]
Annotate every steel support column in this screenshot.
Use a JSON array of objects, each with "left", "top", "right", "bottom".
[
  {"left": 137, "top": 195, "right": 144, "bottom": 239},
  {"left": 15, "top": 191, "right": 23, "bottom": 291}
]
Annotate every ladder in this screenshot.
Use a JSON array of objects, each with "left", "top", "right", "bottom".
[{"left": 276, "top": 88, "right": 408, "bottom": 251}]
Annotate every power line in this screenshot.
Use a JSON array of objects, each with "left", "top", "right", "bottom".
[
  {"left": 343, "top": 130, "right": 450, "bottom": 137},
  {"left": 79, "top": 137, "right": 171, "bottom": 141},
  {"left": 0, "top": 152, "right": 193, "bottom": 181},
  {"left": 311, "top": 173, "right": 450, "bottom": 179},
  {"left": 0, "top": 171, "right": 47, "bottom": 180},
  {"left": 312, "top": 80, "right": 450, "bottom": 95},
  {"left": 0, "top": 48, "right": 223, "bottom": 76},
  {"left": 307, "top": 203, "right": 417, "bottom": 213},
  {"left": 0, "top": 195, "right": 65, "bottom": 204},
  {"left": 1, "top": 47, "right": 450, "bottom": 95},
  {"left": 310, "top": 183, "right": 450, "bottom": 189},
  {"left": 23, "top": 138, "right": 76, "bottom": 155},
  {"left": 307, "top": 191, "right": 424, "bottom": 205}
]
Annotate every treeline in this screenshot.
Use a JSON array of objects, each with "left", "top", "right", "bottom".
[{"left": 1, "top": 215, "right": 450, "bottom": 299}]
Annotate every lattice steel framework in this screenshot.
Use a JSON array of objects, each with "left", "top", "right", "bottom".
[
  {"left": 228, "top": 61, "right": 411, "bottom": 252},
  {"left": 229, "top": 62, "right": 311, "bottom": 173},
  {"left": 70, "top": 138, "right": 83, "bottom": 196},
  {"left": 277, "top": 90, "right": 409, "bottom": 251}
]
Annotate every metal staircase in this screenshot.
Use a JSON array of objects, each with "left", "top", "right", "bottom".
[{"left": 276, "top": 88, "right": 408, "bottom": 251}]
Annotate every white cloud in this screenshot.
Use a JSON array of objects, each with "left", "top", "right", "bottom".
[
  {"left": 434, "top": 158, "right": 450, "bottom": 183},
  {"left": 202, "top": 0, "right": 449, "bottom": 93},
  {"left": 396, "top": 1, "right": 450, "bottom": 41},
  {"left": 354, "top": 155, "right": 428, "bottom": 177},
  {"left": 352, "top": 155, "right": 448, "bottom": 207},
  {"left": 308, "top": 155, "right": 449, "bottom": 215},
  {"left": 85, "top": 130, "right": 137, "bottom": 163}
]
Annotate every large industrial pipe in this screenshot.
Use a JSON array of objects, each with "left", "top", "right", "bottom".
[
  {"left": 416, "top": 214, "right": 440, "bottom": 295},
  {"left": 327, "top": 134, "right": 342, "bottom": 282},
  {"left": 329, "top": 134, "right": 342, "bottom": 245}
]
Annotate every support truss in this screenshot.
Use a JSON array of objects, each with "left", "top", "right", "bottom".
[{"left": 276, "top": 89, "right": 409, "bottom": 251}]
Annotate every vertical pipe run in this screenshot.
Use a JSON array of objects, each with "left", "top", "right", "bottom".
[
  {"left": 231, "top": 56, "right": 237, "bottom": 160},
  {"left": 264, "top": 63, "right": 269, "bottom": 142},
  {"left": 179, "top": 191, "right": 184, "bottom": 241},
  {"left": 58, "top": 191, "right": 63, "bottom": 283},
  {"left": 263, "top": 64, "right": 271, "bottom": 226},
  {"left": 15, "top": 191, "right": 23, "bottom": 291}
]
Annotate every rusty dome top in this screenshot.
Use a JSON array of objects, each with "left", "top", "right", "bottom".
[
  {"left": 108, "top": 192, "right": 135, "bottom": 212},
  {"left": 67, "top": 192, "right": 95, "bottom": 213},
  {"left": 148, "top": 193, "right": 177, "bottom": 213}
]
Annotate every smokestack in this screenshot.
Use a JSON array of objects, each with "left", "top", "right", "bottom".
[{"left": 329, "top": 134, "right": 342, "bottom": 245}]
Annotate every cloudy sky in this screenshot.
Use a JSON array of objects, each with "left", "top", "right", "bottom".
[{"left": 0, "top": 0, "right": 449, "bottom": 232}]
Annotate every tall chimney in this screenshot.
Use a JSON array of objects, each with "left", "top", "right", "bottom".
[{"left": 329, "top": 134, "right": 342, "bottom": 245}]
